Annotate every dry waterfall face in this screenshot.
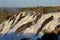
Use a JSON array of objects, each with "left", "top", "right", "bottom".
[{"left": 0, "top": 12, "right": 60, "bottom": 40}]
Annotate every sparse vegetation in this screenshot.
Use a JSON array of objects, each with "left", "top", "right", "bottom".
[{"left": 0, "top": 6, "right": 60, "bottom": 23}]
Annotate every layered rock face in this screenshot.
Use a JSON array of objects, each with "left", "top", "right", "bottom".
[{"left": 0, "top": 11, "right": 60, "bottom": 40}]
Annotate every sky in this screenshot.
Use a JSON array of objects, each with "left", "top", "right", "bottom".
[{"left": 0, "top": 0, "right": 60, "bottom": 7}]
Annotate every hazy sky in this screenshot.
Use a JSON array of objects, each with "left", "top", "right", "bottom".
[{"left": 0, "top": 0, "right": 60, "bottom": 7}]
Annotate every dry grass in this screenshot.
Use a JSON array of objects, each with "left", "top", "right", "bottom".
[{"left": 0, "top": 13, "right": 13, "bottom": 24}]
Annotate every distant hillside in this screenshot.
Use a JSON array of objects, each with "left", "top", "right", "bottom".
[
  {"left": 0, "top": 8, "right": 21, "bottom": 23},
  {"left": 0, "top": 6, "right": 60, "bottom": 23}
]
